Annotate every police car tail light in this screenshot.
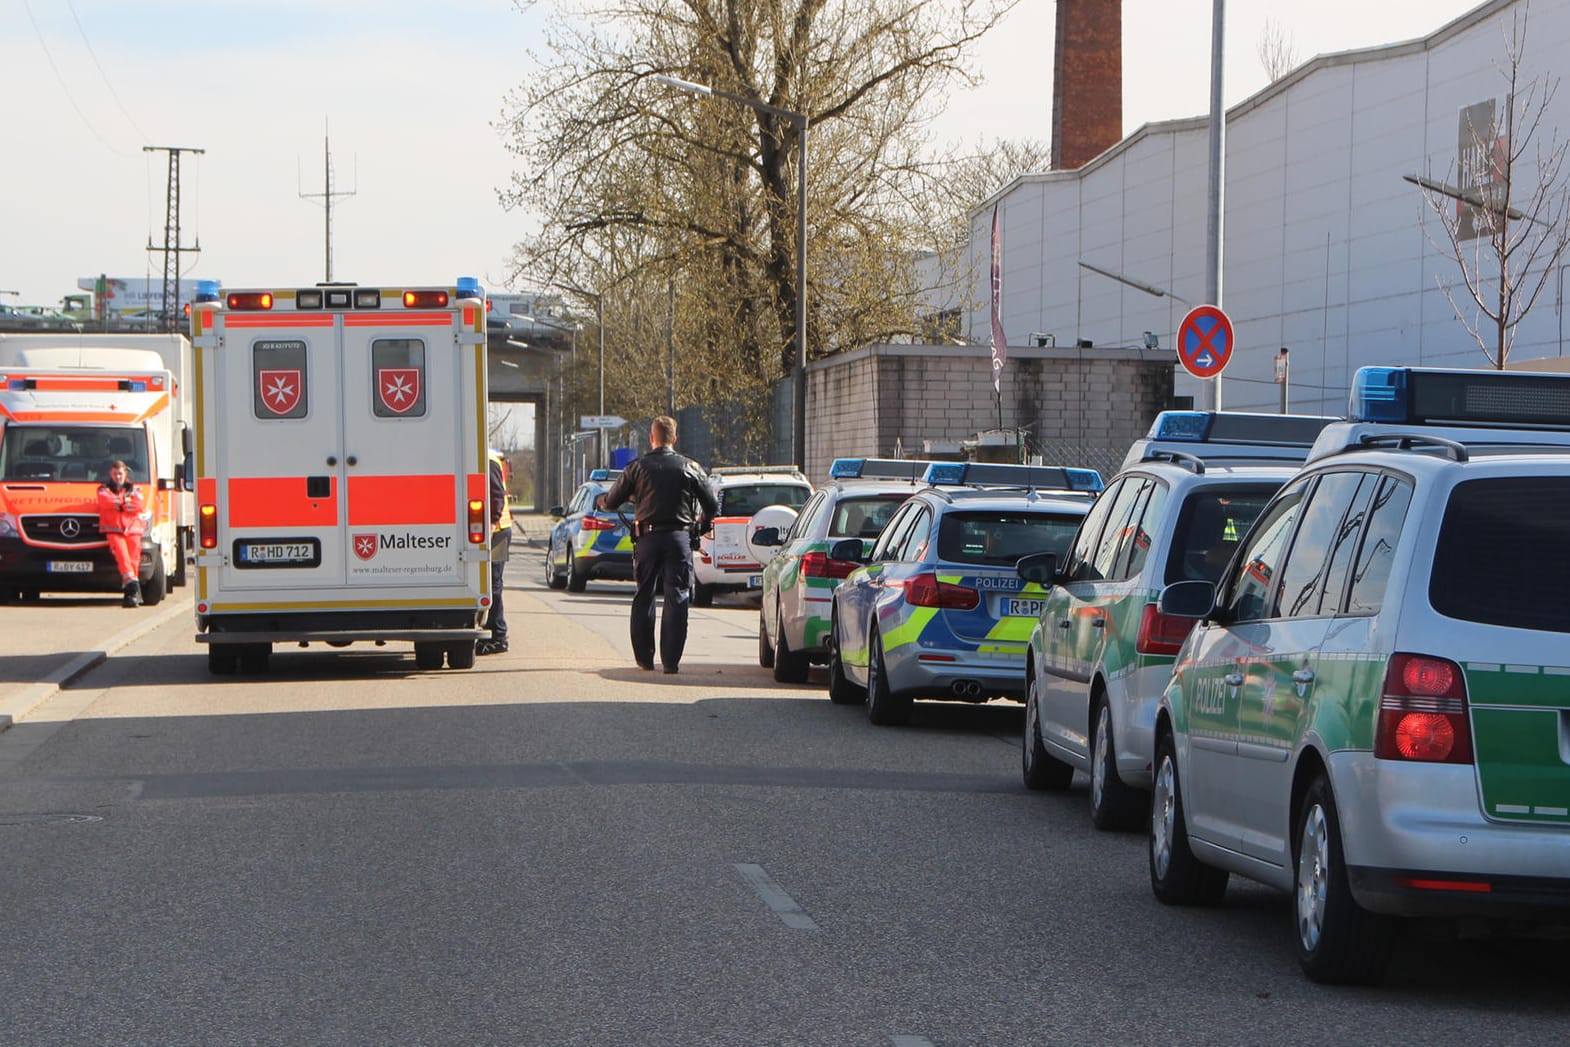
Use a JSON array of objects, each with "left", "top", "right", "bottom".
[
  {"left": 581, "top": 515, "right": 617, "bottom": 531},
  {"left": 903, "top": 573, "right": 979, "bottom": 610},
  {"left": 199, "top": 503, "right": 218, "bottom": 549},
  {"left": 801, "top": 550, "right": 858, "bottom": 579},
  {"left": 467, "top": 499, "right": 487, "bottom": 544},
  {"left": 1374, "top": 653, "right": 1473, "bottom": 764},
  {"left": 1135, "top": 603, "right": 1194, "bottom": 656}
]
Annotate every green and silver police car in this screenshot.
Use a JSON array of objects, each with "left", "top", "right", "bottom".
[
  {"left": 1151, "top": 367, "right": 1570, "bottom": 985},
  {"left": 754, "top": 458, "right": 935, "bottom": 683}
]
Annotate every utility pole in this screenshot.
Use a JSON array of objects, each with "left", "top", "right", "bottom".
[
  {"left": 299, "top": 129, "right": 356, "bottom": 282},
  {"left": 143, "top": 145, "right": 204, "bottom": 332}
]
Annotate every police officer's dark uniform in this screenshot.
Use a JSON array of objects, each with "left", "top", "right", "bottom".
[{"left": 598, "top": 440, "right": 718, "bottom": 673}]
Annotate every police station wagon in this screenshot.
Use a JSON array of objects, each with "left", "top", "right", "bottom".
[
  {"left": 1151, "top": 367, "right": 1570, "bottom": 984},
  {"left": 1017, "top": 411, "right": 1333, "bottom": 830}
]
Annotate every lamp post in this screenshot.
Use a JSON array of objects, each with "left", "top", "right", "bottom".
[{"left": 653, "top": 73, "right": 809, "bottom": 472}]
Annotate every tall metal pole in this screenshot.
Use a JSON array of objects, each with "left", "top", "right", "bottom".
[
  {"left": 597, "top": 295, "right": 606, "bottom": 469},
  {"left": 793, "top": 121, "right": 809, "bottom": 474},
  {"left": 143, "top": 145, "right": 204, "bottom": 332},
  {"left": 1204, "top": 0, "right": 1226, "bottom": 411}
]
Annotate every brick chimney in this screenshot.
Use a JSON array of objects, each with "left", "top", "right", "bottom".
[{"left": 1051, "top": 0, "right": 1122, "bottom": 170}]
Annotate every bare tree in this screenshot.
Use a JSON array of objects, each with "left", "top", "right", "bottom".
[
  {"left": 1257, "top": 18, "right": 1299, "bottom": 83},
  {"left": 499, "top": 0, "right": 1020, "bottom": 424},
  {"left": 1418, "top": 8, "right": 1570, "bottom": 369}
]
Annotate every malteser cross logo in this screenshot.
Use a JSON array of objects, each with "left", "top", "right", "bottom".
[
  {"left": 259, "top": 369, "right": 303, "bottom": 415},
  {"left": 353, "top": 533, "right": 378, "bottom": 561}
]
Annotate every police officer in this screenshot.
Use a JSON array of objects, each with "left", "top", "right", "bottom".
[
  {"left": 597, "top": 416, "right": 717, "bottom": 674},
  {"left": 477, "top": 450, "right": 512, "bottom": 655}
]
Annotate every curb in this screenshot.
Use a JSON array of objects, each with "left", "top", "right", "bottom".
[{"left": 0, "top": 596, "right": 192, "bottom": 734}]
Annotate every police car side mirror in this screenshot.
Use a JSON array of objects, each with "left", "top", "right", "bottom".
[
  {"left": 752, "top": 526, "right": 784, "bottom": 547},
  {"left": 829, "top": 538, "right": 867, "bottom": 564},
  {"left": 1016, "top": 552, "right": 1059, "bottom": 586},
  {"left": 549, "top": 505, "right": 566, "bottom": 518},
  {"left": 1159, "top": 580, "right": 1218, "bottom": 620}
]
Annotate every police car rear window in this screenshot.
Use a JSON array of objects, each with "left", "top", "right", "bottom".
[
  {"left": 1431, "top": 476, "right": 1570, "bottom": 633},
  {"left": 720, "top": 484, "right": 810, "bottom": 516},
  {"left": 1162, "top": 485, "right": 1277, "bottom": 586},
  {"left": 828, "top": 494, "right": 908, "bottom": 539},
  {"left": 936, "top": 510, "right": 1083, "bottom": 566}
]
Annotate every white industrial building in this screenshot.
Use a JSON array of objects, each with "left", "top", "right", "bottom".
[{"left": 963, "top": 0, "right": 1570, "bottom": 415}]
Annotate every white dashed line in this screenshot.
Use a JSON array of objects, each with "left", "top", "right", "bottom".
[{"left": 734, "top": 863, "right": 819, "bottom": 930}]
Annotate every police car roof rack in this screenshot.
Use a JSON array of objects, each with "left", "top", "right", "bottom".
[
  {"left": 1352, "top": 433, "right": 1469, "bottom": 462},
  {"left": 1138, "top": 449, "right": 1207, "bottom": 474}
]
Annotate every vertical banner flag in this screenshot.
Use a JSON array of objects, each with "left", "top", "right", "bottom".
[{"left": 990, "top": 206, "right": 1006, "bottom": 393}]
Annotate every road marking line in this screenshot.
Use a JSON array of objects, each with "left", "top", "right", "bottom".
[
  {"left": 734, "top": 863, "right": 818, "bottom": 930},
  {"left": 891, "top": 1038, "right": 936, "bottom": 1047}
]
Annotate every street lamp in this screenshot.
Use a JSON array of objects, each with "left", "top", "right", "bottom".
[{"left": 653, "top": 72, "right": 809, "bottom": 472}]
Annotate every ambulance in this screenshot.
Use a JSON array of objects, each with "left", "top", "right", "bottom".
[
  {"left": 189, "top": 279, "right": 494, "bottom": 674},
  {"left": 0, "top": 333, "right": 194, "bottom": 604}
]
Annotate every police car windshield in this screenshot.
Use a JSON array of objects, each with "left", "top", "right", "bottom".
[
  {"left": 937, "top": 510, "right": 1082, "bottom": 566},
  {"left": 719, "top": 484, "right": 809, "bottom": 516},
  {"left": 828, "top": 494, "right": 908, "bottom": 539},
  {"left": 1432, "top": 476, "right": 1570, "bottom": 633}
]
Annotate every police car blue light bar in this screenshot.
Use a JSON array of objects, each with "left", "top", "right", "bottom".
[
  {"left": 1347, "top": 366, "right": 1570, "bottom": 429},
  {"left": 921, "top": 461, "right": 1105, "bottom": 492},
  {"left": 1150, "top": 411, "right": 1213, "bottom": 441},
  {"left": 829, "top": 457, "right": 936, "bottom": 480},
  {"left": 588, "top": 468, "right": 622, "bottom": 481}
]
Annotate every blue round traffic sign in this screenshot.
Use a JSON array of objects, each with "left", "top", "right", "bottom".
[{"left": 1177, "top": 305, "right": 1234, "bottom": 380}]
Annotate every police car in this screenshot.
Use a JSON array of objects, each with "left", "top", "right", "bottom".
[
  {"left": 1151, "top": 367, "right": 1570, "bottom": 984},
  {"left": 828, "top": 461, "right": 1100, "bottom": 725},
  {"left": 544, "top": 469, "right": 632, "bottom": 592},
  {"left": 692, "top": 465, "right": 813, "bottom": 605},
  {"left": 754, "top": 458, "right": 935, "bottom": 683},
  {"left": 1017, "top": 411, "right": 1334, "bottom": 829}
]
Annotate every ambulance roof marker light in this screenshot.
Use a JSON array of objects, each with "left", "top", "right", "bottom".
[{"left": 195, "top": 280, "right": 222, "bottom": 304}]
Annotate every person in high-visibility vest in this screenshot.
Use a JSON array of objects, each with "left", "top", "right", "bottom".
[
  {"left": 477, "top": 450, "right": 513, "bottom": 655},
  {"left": 97, "top": 459, "right": 147, "bottom": 607}
]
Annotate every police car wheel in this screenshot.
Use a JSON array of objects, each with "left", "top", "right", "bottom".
[
  {"left": 1293, "top": 774, "right": 1395, "bottom": 985},
  {"left": 1089, "top": 697, "right": 1145, "bottom": 830},
  {"left": 864, "top": 630, "right": 912, "bottom": 726},
  {"left": 566, "top": 554, "right": 587, "bottom": 593},
  {"left": 545, "top": 541, "right": 568, "bottom": 590},
  {"left": 827, "top": 626, "right": 866, "bottom": 706},
  {"left": 772, "top": 606, "right": 810, "bottom": 684},
  {"left": 1022, "top": 671, "right": 1072, "bottom": 790},
  {"left": 1149, "top": 730, "right": 1228, "bottom": 906},
  {"left": 758, "top": 610, "right": 775, "bottom": 668}
]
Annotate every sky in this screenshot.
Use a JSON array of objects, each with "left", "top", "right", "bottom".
[{"left": 2, "top": 0, "right": 1488, "bottom": 310}]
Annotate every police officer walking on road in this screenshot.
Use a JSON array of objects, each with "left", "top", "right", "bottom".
[{"left": 597, "top": 416, "right": 718, "bottom": 674}]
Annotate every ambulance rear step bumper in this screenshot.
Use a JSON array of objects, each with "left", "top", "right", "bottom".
[{"left": 196, "top": 629, "right": 487, "bottom": 645}]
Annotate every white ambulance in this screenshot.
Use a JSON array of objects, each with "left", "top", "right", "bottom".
[
  {"left": 189, "top": 279, "right": 494, "bottom": 674},
  {"left": 0, "top": 333, "right": 194, "bottom": 604}
]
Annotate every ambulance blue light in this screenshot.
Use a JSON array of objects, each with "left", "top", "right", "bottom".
[
  {"left": 830, "top": 458, "right": 865, "bottom": 478},
  {"left": 195, "top": 280, "right": 222, "bottom": 303},
  {"left": 924, "top": 462, "right": 968, "bottom": 485},
  {"left": 1349, "top": 367, "right": 1409, "bottom": 423},
  {"left": 127, "top": 381, "right": 147, "bottom": 392},
  {"left": 1150, "top": 411, "right": 1213, "bottom": 441},
  {"left": 455, "top": 277, "right": 484, "bottom": 300}
]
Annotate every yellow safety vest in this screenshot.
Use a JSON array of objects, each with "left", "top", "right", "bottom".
[{"left": 489, "top": 454, "right": 514, "bottom": 533}]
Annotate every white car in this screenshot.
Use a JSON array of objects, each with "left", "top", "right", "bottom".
[{"left": 692, "top": 466, "right": 812, "bottom": 605}]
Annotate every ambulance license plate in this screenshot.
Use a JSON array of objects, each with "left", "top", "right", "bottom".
[
  {"left": 47, "top": 560, "right": 93, "bottom": 573},
  {"left": 748, "top": 575, "right": 762, "bottom": 588},
  {"left": 236, "top": 539, "right": 320, "bottom": 568},
  {"left": 1001, "top": 597, "right": 1044, "bottom": 618}
]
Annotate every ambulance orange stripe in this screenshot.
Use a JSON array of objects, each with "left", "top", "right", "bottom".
[
  {"left": 228, "top": 476, "right": 340, "bottom": 527},
  {"left": 465, "top": 472, "right": 485, "bottom": 503},
  {"left": 4, "top": 406, "right": 167, "bottom": 424},
  {"left": 198, "top": 477, "right": 217, "bottom": 503},
  {"left": 343, "top": 312, "right": 452, "bottom": 327},
  {"left": 347, "top": 474, "right": 456, "bottom": 525},
  {"left": 224, "top": 315, "right": 334, "bottom": 328},
  {"left": 12, "top": 376, "right": 166, "bottom": 391}
]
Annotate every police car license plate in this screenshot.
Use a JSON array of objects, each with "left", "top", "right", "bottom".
[
  {"left": 236, "top": 540, "right": 319, "bottom": 567},
  {"left": 1002, "top": 597, "right": 1044, "bottom": 617},
  {"left": 47, "top": 560, "right": 93, "bottom": 573}
]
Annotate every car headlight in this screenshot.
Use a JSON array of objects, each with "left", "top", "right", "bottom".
[{"left": 0, "top": 514, "right": 17, "bottom": 539}]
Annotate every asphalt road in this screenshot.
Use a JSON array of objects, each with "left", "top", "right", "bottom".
[{"left": 1, "top": 535, "right": 1566, "bottom": 1046}]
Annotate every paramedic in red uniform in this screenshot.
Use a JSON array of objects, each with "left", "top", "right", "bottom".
[{"left": 97, "top": 459, "right": 146, "bottom": 607}]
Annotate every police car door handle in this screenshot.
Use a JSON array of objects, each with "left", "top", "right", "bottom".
[
  {"left": 1224, "top": 672, "right": 1245, "bottom": 687},
  {"left": 1292, "top": 668, "right": 1316, "bottom": 684}
]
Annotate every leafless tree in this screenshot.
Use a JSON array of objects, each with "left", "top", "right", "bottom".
[
  {"left": 498, "top": 0, "right": 1020, "bottom": 424},
  {"left": 1418, "top": 7, "right": 1570, "bottom": 369},
  {"left": 1257, "top": 18, "right": 1299, "bottom": 83}
]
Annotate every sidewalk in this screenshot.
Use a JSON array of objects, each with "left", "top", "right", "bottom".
[{"left": 510, "top": 512, "right": 553, "bottom": 547}]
